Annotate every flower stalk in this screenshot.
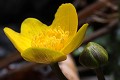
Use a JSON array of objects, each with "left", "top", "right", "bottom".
[
  {"left": 50, "top": 63, "right": 67, "bottom": 80},
  {"left": 94, "top": 67, "right": 105, "bottom": 80}
]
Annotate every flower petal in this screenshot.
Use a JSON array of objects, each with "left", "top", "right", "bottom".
[
  {"left": 21, "top": 48, "right": 67, "bottom": 64},
  {"left": 21, "top": 18, "right": 48, "bottom": 39},
  {"left": 51, "top": 3, "right": 78, "bottom": 38},
  {"left": 4, "top": 27, "right": 31, "bottom": 53},
  {"left": 61, "top": 23, "right": 88, "bottom": 54}
]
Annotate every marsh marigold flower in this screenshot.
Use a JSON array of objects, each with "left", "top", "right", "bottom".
[{"left": 4, "top": 3, "right": 88, "bottom": 64}]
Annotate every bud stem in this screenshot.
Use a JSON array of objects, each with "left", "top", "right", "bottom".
[
  {"left": 94, "top": 67, "right": 105, "bottom": 80},
  {"left": 50, "top": 63, "right": 68, "bottom": 80}
]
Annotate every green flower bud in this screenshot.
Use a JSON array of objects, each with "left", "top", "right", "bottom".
[{"left": 79, "top": 42, "right": 108, "bottom": 69}]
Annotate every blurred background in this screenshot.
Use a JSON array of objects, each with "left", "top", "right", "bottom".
[{"left": 0, "top": 0, "right": 119, "bottom": 80}]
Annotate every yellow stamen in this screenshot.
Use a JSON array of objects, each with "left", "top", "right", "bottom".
[{"left": 31, "top": 27, "right": 69, "bottom": 51}]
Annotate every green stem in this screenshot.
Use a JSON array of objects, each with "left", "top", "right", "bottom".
[
  {"left": 94, "top": 67, "right": 105, "bottom": 80},
  {"left": 50, "top": 63, "right": 68, "bottom": 80}
]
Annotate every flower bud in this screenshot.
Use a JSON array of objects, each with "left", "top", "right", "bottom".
[{"left": 79, "top": 42, "right": 108, "bottom": 69}]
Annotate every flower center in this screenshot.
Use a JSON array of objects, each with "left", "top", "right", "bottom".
[{"left": 31, "top": 27, "right": 69, "bottom": 51}]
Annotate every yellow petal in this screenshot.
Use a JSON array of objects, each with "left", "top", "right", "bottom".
[
  {"left": 21, "top": 48, "right": 67, "bottom": 64},
  {"left": 4, "top": 27, "right": 31, "bottom": 53},
  {"left": 21, "top": 18, "right": 48, "bottom": 39},
  {"left": 61, "top": 23, "right": 88, "bottom": 54},
  {"left": 51, "top": 3, "right": 78, "bottom": 38}
]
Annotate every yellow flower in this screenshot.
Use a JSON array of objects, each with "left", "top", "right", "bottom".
[{"left": 4, "top": 3, "right": 88, "bottom": 64}]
